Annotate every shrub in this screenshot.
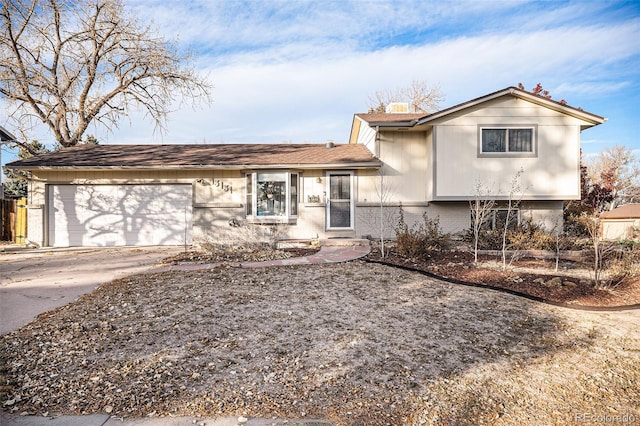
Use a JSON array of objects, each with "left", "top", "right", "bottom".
[
  {"left": 507, "top": 220, "right": 556, "bottom": 251},
  {"left": 591, "top": 242, "right": 640, "bottom": 289},
  {"left": 198, "top": 219, "right": 288, "bottom": 252},
  {"left": 464, "top": 219, "right": 579, "bottom": 252},
  {"left": 395, "top": 207, "right": 451, "bottom": 259}
]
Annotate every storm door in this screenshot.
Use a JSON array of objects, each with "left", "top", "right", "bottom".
[{"left": 326, "top": 172, "right": 354, "bottom": 229}]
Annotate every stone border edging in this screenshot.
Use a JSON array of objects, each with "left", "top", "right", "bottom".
[{"left": 364, "top": 259, "right": 640, "bottom": 312}]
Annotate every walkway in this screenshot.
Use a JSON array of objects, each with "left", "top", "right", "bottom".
[{"left": 154, "top": 239, "right": 371, "bottom": 273}]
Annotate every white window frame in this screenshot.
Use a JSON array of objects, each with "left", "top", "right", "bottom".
[
  {"left": 478, "top": 125, "right": 537, "bottom": 157},
  {"left": 245, "top": 171, "right": 299, "bottom": 221}
]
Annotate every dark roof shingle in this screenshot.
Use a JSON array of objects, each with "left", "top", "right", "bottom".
[{"left": 7, "top": 143, "right": 381, "bottom": 169}]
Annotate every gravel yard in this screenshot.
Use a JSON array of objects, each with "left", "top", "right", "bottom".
[{"left": 1, "top": 260, "right": 639, "bottom": 425}]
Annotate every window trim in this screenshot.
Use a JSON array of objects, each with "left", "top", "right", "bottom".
[
  {"left": 478, "top": 125, "right": 537, "bottom": 158},
  {"left": 471, "top": 208, "right": 521, "bottom": 231},
  {"left": 245, "top": 171, "right": 299, "bottom": 221}
]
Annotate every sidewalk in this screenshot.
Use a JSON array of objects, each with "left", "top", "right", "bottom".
[
  {"left": 0, "top": 412, "right": 333, "bottom": 426},
  {"left": 0, "top": 413, "right": 333, "bottom": 426},
  {"left": 154, "top": 239, "right": 370, "bottom": 273}
]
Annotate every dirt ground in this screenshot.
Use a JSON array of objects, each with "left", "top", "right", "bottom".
[
  {"left": 1, "top": 258, "right": 638, "bottom": 425},
  {"left": 367, "top": 247, "right": 640, "bottom": 308}
]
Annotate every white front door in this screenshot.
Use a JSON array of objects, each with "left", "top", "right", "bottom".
[{"left": 326, "top": 172, "right": 354, "bottom": 229}]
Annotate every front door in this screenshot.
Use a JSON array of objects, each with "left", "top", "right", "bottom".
[{"left": 326, "top": 172, "right": 353, "bottom": 229}]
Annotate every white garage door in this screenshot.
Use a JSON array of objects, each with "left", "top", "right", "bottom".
[{"left": 49, "top": 184, "right": 192, "bottom": 247}]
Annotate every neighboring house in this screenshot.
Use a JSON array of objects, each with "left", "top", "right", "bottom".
[
  {"left": 7, "top": 87, "right": 605, "bottom": 247},
  {"left": 600, "top": 204, "right": 640, "bottom": 241}
]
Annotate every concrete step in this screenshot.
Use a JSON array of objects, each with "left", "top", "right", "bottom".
[
  {"left": 320, "top": 238, "right": 370, "bottom": 247},
  {"left": 276, "top": 238, "right": 370, "bottom": 249}
]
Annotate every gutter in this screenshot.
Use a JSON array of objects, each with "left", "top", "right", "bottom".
[{"left": 9, "top": 162, "right": 383, "bottom": 172}]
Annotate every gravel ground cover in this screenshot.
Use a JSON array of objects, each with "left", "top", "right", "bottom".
[{"left": 1, "top": 261, "right": 639, "bottom": 425}]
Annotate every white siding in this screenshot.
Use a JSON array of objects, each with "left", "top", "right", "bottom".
[{"left": 432, "top": 97, "right": 586, "bottom": 200}]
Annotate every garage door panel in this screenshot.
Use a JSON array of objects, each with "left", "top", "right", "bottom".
[{"left": 49, "top": 184, "right": 192, "bottom": 247}]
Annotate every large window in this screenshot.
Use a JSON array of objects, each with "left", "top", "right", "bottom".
[
  {"left": 480, "top": 127, "right": 535, "bottom": 156},
  {"left": 245, "top": 171, "right": 298, "bottom": 219}
]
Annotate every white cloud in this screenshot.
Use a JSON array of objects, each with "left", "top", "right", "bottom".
[
  {"left": 3, "top": 0, "right": 639, "bottom": 156},
  {"left": 92, "top": 18, "right": 638, "bottom": 147}
]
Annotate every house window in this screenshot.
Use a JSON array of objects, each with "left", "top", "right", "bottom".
[
  {"left": 245, "top": 171, "right": 298, "bottom": 219},
  {"left": 480, "top": 127, "right": 535, "bottom": 155},
  {"left": 472, "top": 208, "right": 520, "bottom": 230}
]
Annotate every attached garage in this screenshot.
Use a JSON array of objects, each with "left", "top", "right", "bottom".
[
  {"left": 48, "top": 184, "right": 193, "bottom": 247},
  {"left": 7, "top": 143, "right": 381, "bottom": 247}
]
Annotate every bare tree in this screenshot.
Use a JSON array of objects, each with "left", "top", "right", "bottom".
[
  {"left": 469, "top": 181, "right": 496, "bottom": 263},
  {"left": 368, "top": 80, "right": 444, "bottom": 113},
  {"left": 499, "top": 169, "right": 524, "bottom": 271},
  {"left": 358, "top": 165, "right": 398, "bottom": 257},
  {"left": 0, "top": 0, "right": 212, "bottom": 149},
  {"left": 576, "top": 212, "right": 619, "bottom": 289},
  {"left": 586, "top": 145, "right": 640, "bottom": 209}
]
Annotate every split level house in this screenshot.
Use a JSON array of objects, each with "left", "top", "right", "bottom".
[{"left": 7, "top": 87, "right": 606, "bottom": 247}]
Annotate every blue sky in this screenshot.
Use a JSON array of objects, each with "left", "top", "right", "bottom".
[{"left": 1, "top": 0, "right": 639, "bottom": 168}]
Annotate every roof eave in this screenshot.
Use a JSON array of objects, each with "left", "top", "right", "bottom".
[
  {"left": 415, "top": 87, "right": 607, "bottom": 126},
  {"left": 366, "top": 121, "right": 418, "bottom": 128},
  {"left": 0, "top": 125, "right": 17, "bottom": 142},
  {"left": 10, "top": 162, "right": 383, "bottom": 172}
]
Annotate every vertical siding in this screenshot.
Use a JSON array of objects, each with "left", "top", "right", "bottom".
[
  {"left": 358, "top": 131, "right": 430, "bottom": 204},
  {"left": 432, "top": 97, "right": 586, "bottom": 199}
]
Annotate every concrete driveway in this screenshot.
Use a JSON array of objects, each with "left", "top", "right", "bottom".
[{"left": 0, "top": 246, "right": 183, "bottom": 335}]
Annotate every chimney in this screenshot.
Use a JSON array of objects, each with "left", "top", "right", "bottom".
[{"left": 385, "top": 102, "right": 410, "bottom": 113}]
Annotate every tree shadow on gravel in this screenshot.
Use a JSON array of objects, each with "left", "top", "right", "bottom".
[{"left": 0, "top": 261, "right": 614, "bottom": 425}]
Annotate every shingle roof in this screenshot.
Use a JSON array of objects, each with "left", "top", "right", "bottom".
[
  {"left": 355, "top": 113, "right": 426, "bottom": 123},
  {"left": 600, "top": 204, "right": 640, "bottom": 219},
  {"left": 7, "top": 143, "right": 381, "bottom": 170},
  {"left": 355, "top": 87, "right": 606, "bottom": 128}
]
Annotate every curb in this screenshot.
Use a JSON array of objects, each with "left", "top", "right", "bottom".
[{"left": 364, "top": 259, "right": 640, "bottom": 312}]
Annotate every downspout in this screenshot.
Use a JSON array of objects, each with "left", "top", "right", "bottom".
[{"left": 376, "top": 125, "right": 385, "bottom": 256}]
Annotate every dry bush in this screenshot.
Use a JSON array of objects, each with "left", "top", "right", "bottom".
[
  {"left": 596, "top": 244, "right": 640, "bottom": 289},
  {"left": 395, "top": 208, "right": 451, "bottom": 259},
  {"left": 467, "top": 220, "right": 577, "bottom": 251},
  {"left": 197, "top": 219, "right": 288, "bottom": 254},
  {"left": 507, "top": 220, "right": 556, "bottom": 251}
]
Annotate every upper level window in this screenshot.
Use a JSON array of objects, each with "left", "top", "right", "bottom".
[
  {"left": 246, "top": 171, "right": 298, "bottom": 219},
  {"left": 480, "top": 127, "right": 536, "bottom": 156}
]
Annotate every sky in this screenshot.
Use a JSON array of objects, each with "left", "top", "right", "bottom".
[{"left": 1, "top": 0, "right": 639, "bottom": 170}]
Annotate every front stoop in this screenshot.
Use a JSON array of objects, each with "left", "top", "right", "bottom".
[
  {"left": 320, "top": 238, "right": 369, "bottom": 247},
  {"left": 276, "top": 238, "right": 370, "bottom": 249}
]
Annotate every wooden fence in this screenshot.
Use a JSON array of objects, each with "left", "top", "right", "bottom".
[{"left": 1, "top": 197, "right": 27, "bottom": 243}]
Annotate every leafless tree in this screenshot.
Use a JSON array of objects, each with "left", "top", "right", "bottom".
[
  {"left": 0, "top": 0, "right": 212, "bottom": 150},
  {"left": 500, "top": 169, "right": 524, "bottom": 271},
  {"left": 576, "top": 212, "right": 619, "bottom": 289},
  {"left": 469, "top": 181, "right": 496, "bottom": 263},
  {"left": 586, "top": 145, "right": 640, "bottom": 209},
  {"left": 358, "top": 165, "right": 398, "bottom": 257},
  {"left": 368, "top": 80, "right": 444, "bottom": 113}
]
